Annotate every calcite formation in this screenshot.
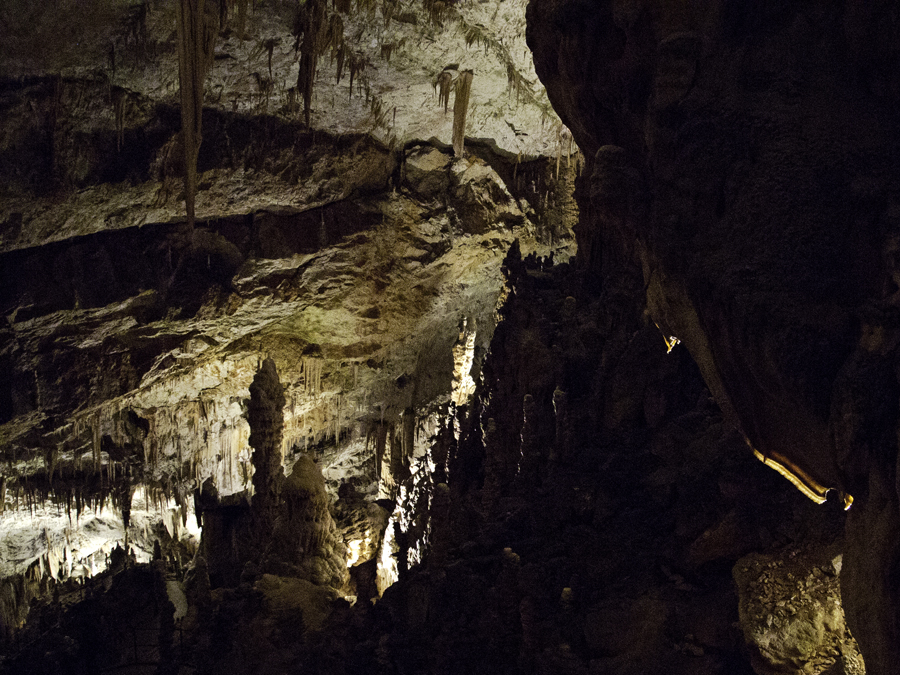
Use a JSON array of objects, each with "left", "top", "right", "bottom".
[{"left": 0, "top": 0, "right": 583, "bottom": 652}]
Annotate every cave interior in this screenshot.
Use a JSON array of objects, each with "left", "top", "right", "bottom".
[{"left": 1, "top": 1, "right": 900, "bottom": 674}]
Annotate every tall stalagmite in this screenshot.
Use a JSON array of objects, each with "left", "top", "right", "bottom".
[{"left": 248, "top": 357, "right": 286, "bottom": 517}]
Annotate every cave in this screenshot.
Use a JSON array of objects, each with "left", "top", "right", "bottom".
[{"left": 1, "top": 1, "right": 898, "bottom": 674}]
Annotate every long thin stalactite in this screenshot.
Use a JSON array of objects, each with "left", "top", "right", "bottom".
[
  {"left": 452, "top": 70, "right": 473, "bottom": 158},
  {"left": 176, "top": 0, "right": 217, "bottom": 232}
]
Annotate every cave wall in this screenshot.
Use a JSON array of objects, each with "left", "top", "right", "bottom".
[
  {"left": 525, "top": 1, "right": 900, "bottom": 672},
  {"left": 0, "top": 0, "right": 582, "bottom": 637}
]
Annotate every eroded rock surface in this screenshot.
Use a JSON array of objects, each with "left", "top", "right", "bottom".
[
  {"left": 0, "top": 1, "right": 889, "bottom": 673},
  {"left": 0, "top": 0, "right": 589, "bottom": 655}
]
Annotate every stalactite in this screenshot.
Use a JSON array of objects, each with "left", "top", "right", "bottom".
[
  {"left": 401, "top": 408, "right": 415, "bottom": 469},
  {"left": 434, "top": 69, "right": 453, "bottom": 113},
  {"left": 111, "top": 86, "right": 127, "bottom": 152},
  {"left": 249, "top": 37, "right": 278, "bottom": 79},
  {"left": 452, "top": 69, "right": 473, "bottom": 158},
  {"left": 92, "top": 410, "right": 101, "bottom": 473},
  {"left": 375, "top": 421, "right": 388, "bottom": 483},
  {"left": 294, "top": 0, "right": 328, "bottom": 126},
  {"left": 348, "top": 51, "right": 367, "bottom": 100},
  {"left": 389, "top": 422, "right": 404, "bottom": 484},
  {"left": 235, "top": 0, "right": 248, "bottom": 41},
  {"left": 45, "top": 73, "right": 62, "bottom": 185},
  {"left": 176, "top": 0, "right": 218, "bottom": 232}
]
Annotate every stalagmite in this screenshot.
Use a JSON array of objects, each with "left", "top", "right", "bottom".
[
  {"left": 248, "top": 358, "right": 286, "bottom": 515},
  {"left": 481, "top": 418, "right": 501, "bottom": 519},
  {"left": 428, "top": 482, "right": 451, "bottom": 568},
  {"left": 516, "top": 394, "right": 540, "bottom": 490},
  {"left": 552, "top": 387, "right": 569, "bottom": 464}
]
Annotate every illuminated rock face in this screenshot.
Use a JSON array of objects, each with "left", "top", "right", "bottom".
[
  {"left": 1, "top": 1, "right": 889, "bottom": 672},
  {"left": 0, "top": 0, "right": 579, "bottom": 624},
  {"left": 526, "top": 0, "right": 900, "bottom": 671}
]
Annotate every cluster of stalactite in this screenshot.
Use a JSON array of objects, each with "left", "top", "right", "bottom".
[
  {"left": 329, "top": 406, "right": 449, "bottom": 597},
  {"left": 3, "top": 397, "right": 250, "bottom": 519},
  {"left": 282, "top": 392, "right": 358, "bottom": 461},
  {"left": 39, "top": 397, "right": 252, "bottom": 500},
  {"left": 7, "top": 468, "right": 118, "bottom": 521},
  {"left": 292, "top": 0, "right": 364, "bottom": 126},
  {"left": 0, "top": 516, "right": 190, "bottom": 649},
  {"left": 0, "top": 560, "right": 52, "bottom": 645},
  {"left": 365, "top": 411, "right": 418, "bottom": 499}
]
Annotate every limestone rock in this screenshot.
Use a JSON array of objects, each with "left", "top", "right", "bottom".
[
  {"left": 403, "top": 146, "right": 451, "bottom": 198},
  {"left": 254, "top": 573, "right": 339, "bottom": 632},
  {"left": 526, "top": 1, "right": 900, "bottom": 669},
  {"left": 734, "top": 550, "right": 864, "bottom": 675}
]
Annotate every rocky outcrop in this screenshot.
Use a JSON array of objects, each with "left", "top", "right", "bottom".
[
  {"left": 526, "top": 0, "right": 900, "bottom": 671},
  {"left": 0, "top": 112, "right": 576, "bottom": 591},
  {"left": 4, "top": 1, "right": 889, "bottom": 673}
]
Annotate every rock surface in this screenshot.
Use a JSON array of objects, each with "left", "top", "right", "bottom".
[
  {"left": 526, "top": 1, "right": 900, "bottom": 671},
  {"left": 734, "top": 549, "right": 863, "bottom": 675},
  {"left": 0, "top": 0, "right": 580, "bottom": 644}
]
